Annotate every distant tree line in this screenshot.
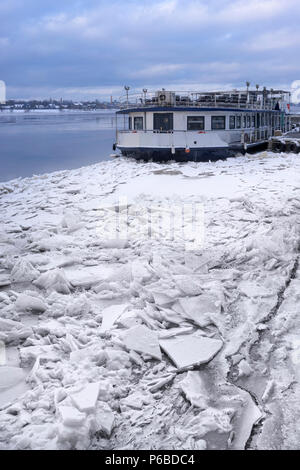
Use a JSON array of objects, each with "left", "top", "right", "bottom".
[{"left": 0, "top": 99, "right": 120, "bottom": 111}]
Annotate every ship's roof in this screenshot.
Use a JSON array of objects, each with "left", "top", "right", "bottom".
[{"left": 116, "top": 106, "right": 284, "bottom": 114}]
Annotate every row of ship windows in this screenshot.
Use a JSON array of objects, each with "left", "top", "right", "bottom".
[{"left": 128, "top": 113, "right": 281, "bottom": 131}]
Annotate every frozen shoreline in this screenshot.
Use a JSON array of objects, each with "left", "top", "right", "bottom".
[{"left": 1, "top": 152, "right": 300, "bottom": 450}]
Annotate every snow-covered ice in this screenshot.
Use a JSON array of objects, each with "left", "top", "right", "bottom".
[
  {"left": 1, "top": 152, "right": 300, "bottom": 449},
  {"left": 0, "top": 367, "right": 26, "bottom": 390}
]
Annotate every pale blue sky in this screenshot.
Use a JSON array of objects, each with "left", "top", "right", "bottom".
[{"left": 1, "top": 0, "right": 300, "bottom": 100}]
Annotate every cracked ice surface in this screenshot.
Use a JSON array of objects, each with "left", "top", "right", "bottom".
[{"left": 0, "top": 152, "right": 300, "bottom": 450}]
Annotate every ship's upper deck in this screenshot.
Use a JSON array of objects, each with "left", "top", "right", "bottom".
[{"left": 117, "top": 88, "right": 291, "bottom": 114}]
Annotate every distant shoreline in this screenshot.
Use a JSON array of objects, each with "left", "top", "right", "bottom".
[{"left": 0, "top": 108, "right": 119, "bottom": 114}]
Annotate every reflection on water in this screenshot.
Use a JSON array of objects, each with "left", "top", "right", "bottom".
[
  {"left": 0, "top": 110, "right": 119, "bottom": 129},
  {"left": 0, "top": 110, "right": 124, "bottom": 182}
]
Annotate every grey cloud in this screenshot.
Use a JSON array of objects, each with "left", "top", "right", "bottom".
[{"left": 1, "top": 0, "right": 299, "bottom": 99}]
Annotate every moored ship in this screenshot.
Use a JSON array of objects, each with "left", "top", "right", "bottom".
[{"left": 114, "top": 85, "right": 291, "bottom": 161}]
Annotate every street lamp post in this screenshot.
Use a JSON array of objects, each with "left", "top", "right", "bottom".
[
  {"left": 246, "top": 81, "right": 250, "bottom": 104},
  {"left": 124, "top": 86, "right": 130, "bottom": 107},
  {"left": 143, "top": 88, "right": 148, "bottom": 104}
]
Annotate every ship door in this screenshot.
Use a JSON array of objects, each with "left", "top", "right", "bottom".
[
  {"left": 256, "top": 113, "right": 260, "bottom": 128},
  {"left": 153, "top": 113, "right": 173, "bottom": 132}
]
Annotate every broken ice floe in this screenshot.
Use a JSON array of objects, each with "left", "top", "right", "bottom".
[
  {"left": 179, "top": 371, "right": 209, "bottom": 409},
  {"left": 238, "top": 359, "right": 253, "bottom": 378},
  {"left": 11, "top": 259, "right": 39, "bottom": 283},
  {"left": 122, "top": 325, "right": 162, "bottom": 360},
  {"left": 0, "top": 318, "right": 32, "bottom": 344},
  {"left": 239, "top": 280, "right": 273, "bottom": 298},
  {"left": 70, "top": 382, "right": 101, "bottom": 413},
  {"left": 173, "top": 294, "right": 221, "bottom": 327},
  {"left": 228, "top": 386, "right": 262, "bottom": 450},
  {"left": 0, "top": 274, "right": 11, "bottom": 287},
  {"left": 58, "top": 405, "right": 86, "bottom": 427},
  {"left": 61, "top": 210, "right": 83, "bottom": 234},
  {"left": 34, "top": 269, "right": 71, "bottom": 294},
  {"left": 120, "top": 392, "right": 146, "bottom": 410},
  {"left": 100, "top": 304, "right": 129, "bottom": 333},
  {"left": 19, "top": 345, "right": 60, "bottom": 365},
  {"left": 15, "top": 293, "right": 47, "bottom": 314},
  {"left": 93, "top": 401, "right": 115, "bottom": 436},
  {"left": 173, "top": 275, "right": 203, "bottom": 296},
  {"left": 160, "top": 334, "right": 223, "bottom": 369},
  {"left": 65, "top": 266, "right": 113, "bottom": 289}
]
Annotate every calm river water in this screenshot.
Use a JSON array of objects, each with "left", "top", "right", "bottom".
[{"left": 0, "top": 110, "right": 120, "bottom": 182}]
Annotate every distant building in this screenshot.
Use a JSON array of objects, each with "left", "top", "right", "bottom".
[{"left": 0, "top": 81, "right": 6, "bottom": 104}]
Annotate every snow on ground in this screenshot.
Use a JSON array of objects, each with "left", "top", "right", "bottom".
[{"left": 0, "top": 151, "right": 300, "bottom": 450}]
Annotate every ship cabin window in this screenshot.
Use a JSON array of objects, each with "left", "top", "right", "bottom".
[
  {"left": 236, "top": 116, "right": 241, "bottom": 129},
  {"left": 153, "top": 113, "right": 173, "bottom": 132},
  {"left": 229, "top": 116, "right": 236, "bottom": 129},
  {"left": 247, "top": 115, "right": 251, "bottom": 128},
  {"left": 134, "top": 117, "right": 143, "bottom": 130},
  {"left": 187, "top": 116, "right": 205, "bottom": 131},
  {"left": 261, "top": 114, "right": 264, "bottom": 126},
  {"left": 243, "top": 115, "right": 247, "bottom": 128},
  {"left": 252, "top": 114, "right": 255, "bottom": 128},
  {"left": 128, "top": 116, "right": 132, "bottom": 130},
  {"left": 211, "top": 116, "right": 226, "bottom": 130}
]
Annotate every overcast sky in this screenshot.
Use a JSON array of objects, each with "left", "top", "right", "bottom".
[{"left": 1, "top": 0, "right": 300, "bottom": 101}]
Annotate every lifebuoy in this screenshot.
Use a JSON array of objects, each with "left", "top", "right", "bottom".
[
  {"left": 159, "top": 94, "right": 166, "bottom": 101},
  {"left": 185, "top": 148, "right": 190, "bottom": 153}
]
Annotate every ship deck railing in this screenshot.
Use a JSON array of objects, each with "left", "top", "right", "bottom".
[
  {"left": 119, "top": 101, "right": 283, "bottom": 111},
  {"left": 118, "top": 89, "right": 290, "bottom": 112}
]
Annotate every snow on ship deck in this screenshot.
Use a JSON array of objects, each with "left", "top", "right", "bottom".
[{"left": 1, "top": 151, "right": 300, "bottom": 450}]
